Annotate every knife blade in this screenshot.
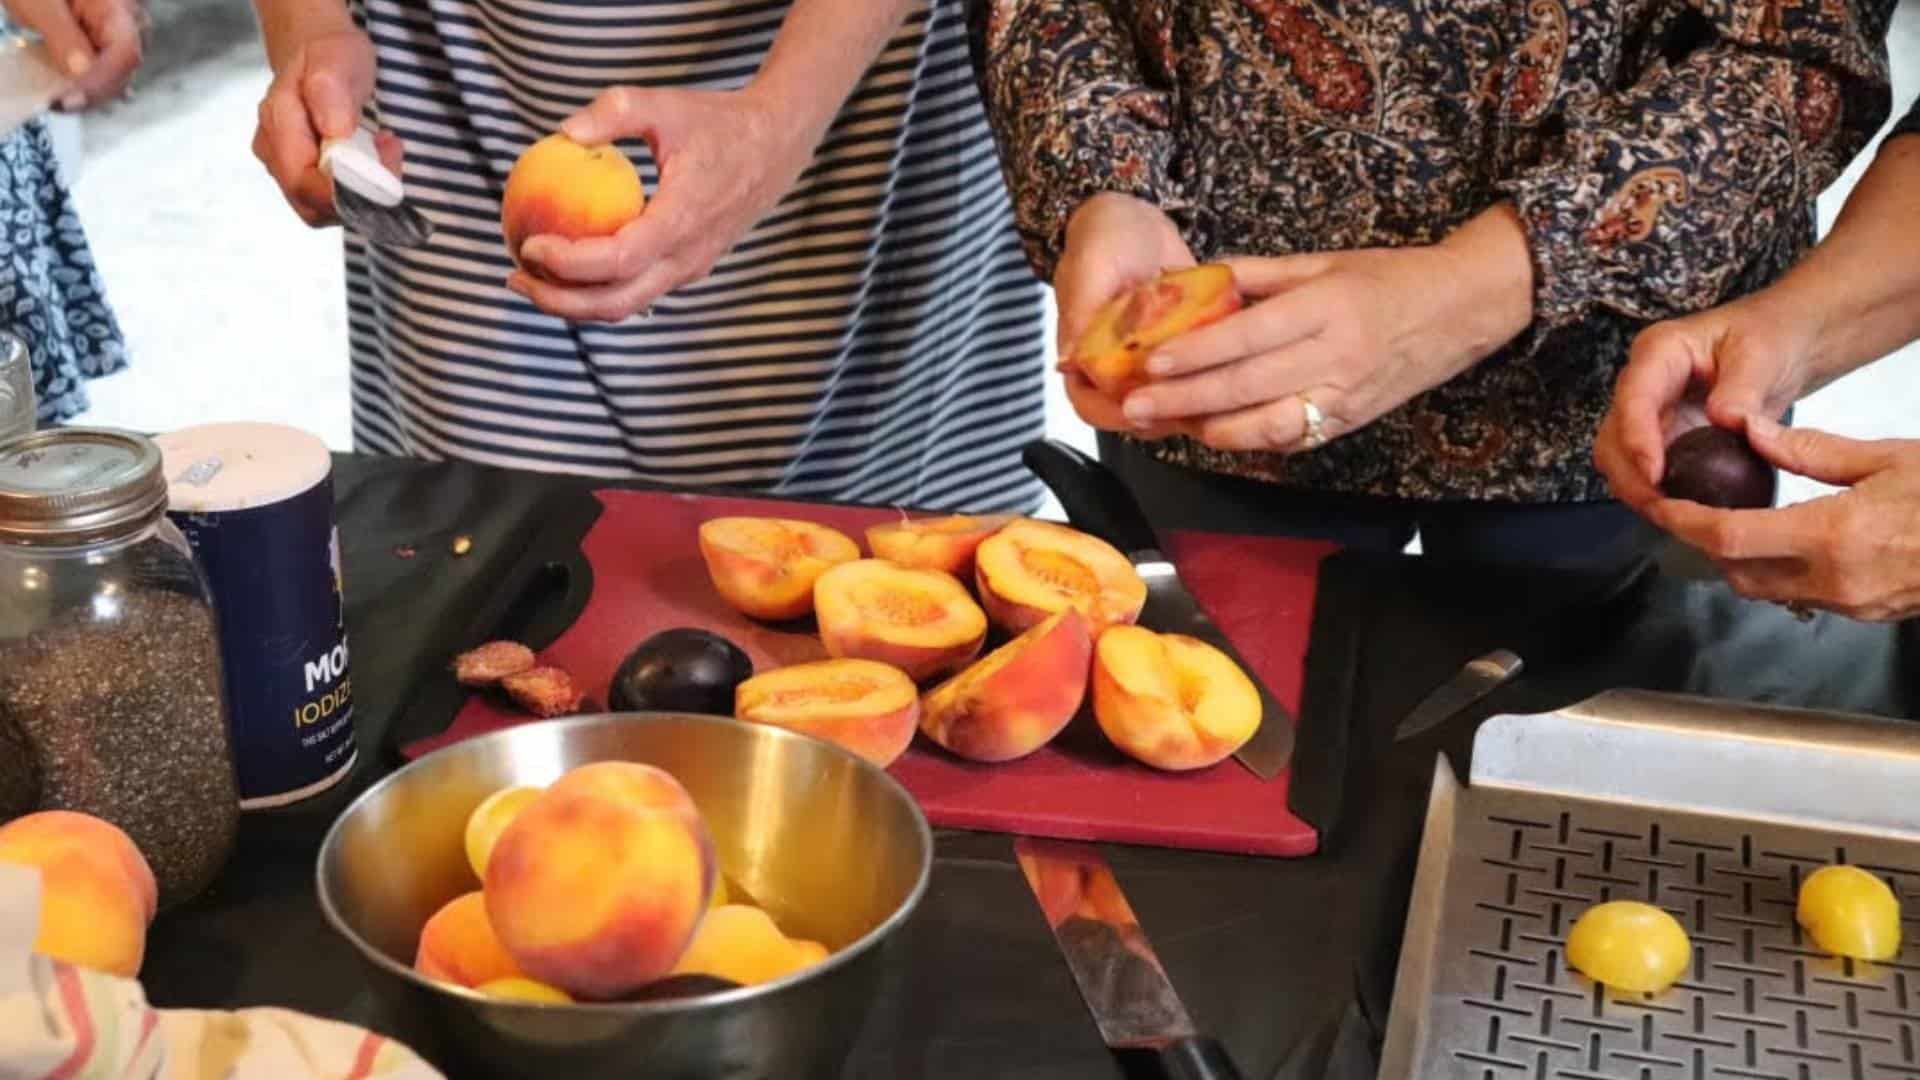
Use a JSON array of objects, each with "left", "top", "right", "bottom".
[
  {"left": 1022, "top": 439, "right": 1293, "bottom": 780},
  {"left": 1394, "top": 649, "right": 1523, "bottom": 742},
  {"left": 1014, "top": 836, "right": 1245, "bottom": 1080}
]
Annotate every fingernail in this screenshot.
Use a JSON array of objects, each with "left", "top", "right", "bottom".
[
  {"left": 1144, "top": 352, "right": 1173, "bottom": 377},
  {"left": 58, "top": 91, "right": 84, "bottom": 111},
  {"left": 64, "top": 50, "right": 90, "bottom": 77}
]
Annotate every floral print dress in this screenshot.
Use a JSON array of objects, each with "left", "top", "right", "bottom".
[
  {"left": 976, "top": 0, "right": 1893, "bottom": 503},
  {"left": 0, "top": 117, "right": 126, "bottom": 425}
]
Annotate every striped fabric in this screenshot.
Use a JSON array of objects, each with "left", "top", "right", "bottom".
[{"left": 342, "top": 0, "right": 1048, "bottom": 513}]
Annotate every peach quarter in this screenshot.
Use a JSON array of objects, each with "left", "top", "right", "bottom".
[
  {"left": 864, "top": 514, "right": 1013, "bottom": 579},
  {"left": 814, "top": 559, "right": 987, "bottom": 681},
  {"left": 500, "top": 134, "right": 646, "bottom": 270},
  {"left": 975, "top": 520, "right": 1146, "bottom": 636},
  {"left": 699, "top": 516, "right": 860, "bottom": 621},
  {"left": 734, "top": 659, "right": 920, "bottom": 768},
  {"left": 1070, "top": 264, "right": 1244, "bottom": 397},
  {"left": 920, "top": 609, "right": 1093, "bottom": 763},
  {"left": 484, "top": 762, "right": 715, "bottom": 1000},
  {"left": 0, "top": 810, "right": 157, "bottom": 978},
  {"left": 1092, "top": 625, "right": 1263, "bottom": 771}
]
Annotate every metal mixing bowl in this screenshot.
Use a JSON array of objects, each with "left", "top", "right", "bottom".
[{"left": 317, "top": 713, "right": 932, "bottom": 1079}]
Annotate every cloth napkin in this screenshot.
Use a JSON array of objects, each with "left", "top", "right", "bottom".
[{"left": 0, "top": 864, "right": 442, "bottom": 1080}]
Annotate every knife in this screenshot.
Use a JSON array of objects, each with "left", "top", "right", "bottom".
[
  {"left": 0, "top": 31, "right": 69, "bottom": 141},
  {"left": 1014, "top": 836, "right": 1245, "bottom": 1080},
  {"left": 1022, "top": 439, "right": 1293, "bottom": 780}
]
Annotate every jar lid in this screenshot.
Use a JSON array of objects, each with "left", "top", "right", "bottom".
[
  {"left": 0, "top": 428, "right": 170, "bottom": 543},
  {"left": 154, "top": 423, "right": 331, "bottom": 513}
]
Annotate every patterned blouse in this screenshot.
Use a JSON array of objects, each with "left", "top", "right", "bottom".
[{"left": 976, "top": 0, "right": 1892, "bottom": 503}]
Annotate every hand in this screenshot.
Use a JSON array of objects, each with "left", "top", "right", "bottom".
[
  {"left": 1052, "top": 193, "right": 1197, "bottom": 440},
  {"left": 1595, "top": 292, "right": 1816, "bottom": 512},
  {"left": 250, "top": 27, "right": 400, "bottom": 228},
  {"left": 1645, "top": 416, "right": 1920, "bottom": 621},
  {"left": 7, "top": 0, "right": 142, "bottom": 109},
  {"left": 508, "top": 86, "right": 818, "bottom": 322},
  {"left": 1117, "top": 205, "right": 1535, "bottom": 452}
]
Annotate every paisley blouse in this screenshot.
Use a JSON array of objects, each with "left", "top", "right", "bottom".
[{"left": 975, "top": 0, "right": 1892, "bottom": 502}]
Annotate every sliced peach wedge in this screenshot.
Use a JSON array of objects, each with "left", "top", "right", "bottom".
[
  {"left": 699, "top": 517, "right": 859, "bottom": 621},
  {"left": 814, "top": 559, "right": 987, "bottom": 681},
  {"left": 920, "top": 609, "right": 1093, "bottom": 763},
  {"left": 734, "top": 659, "right": 920, "bottom": 768},
  {"left": 1091, "top": 625, "right": 1262, "bottom": 771},
  {"left": 975, "top": 520, "right": 1146, "bottom": 636},
  {"left": 1070, "top": 264, "right": 1244, "bottom": 397},
  {"left": 865, "top": 514, "right": 1014, "bottom": 579}
]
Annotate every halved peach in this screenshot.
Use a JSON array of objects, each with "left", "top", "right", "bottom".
[
  {"left": 975, "top": 520, "right": 1146, "bottom": 636},
  {"left": 734, "top": 659, "right": 919, "bottom": 767},
  {"left": 1092, "top": 625, "right": 1262, "bottom": 771},
  {"left": 814, "top": 559, "right": 987, "bottom": 681},
  {"left": 484, "top": 763, "right": 715, "bottom": 1000},
  {"left": 865, "top": 514, "right": 1014, "bottom": 579},
  {"left": 699, "top": 517, "right": 860, "bottom": 621},
  {"left": 1071, "top": 265, "right": 1244, "bottom": 396},
  {"left": 920, "top": 609, "right": 1093, "bottom": 763},
  {"left": 670, "top": 904, "right": 829, "bottom": 986},
  {"left": 465, "top": 785, "right": 545, "bottom": 881}
]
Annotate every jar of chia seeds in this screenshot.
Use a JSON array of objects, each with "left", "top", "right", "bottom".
[{"left": 0, "top": 428, "right": 239, "bottom": 908}]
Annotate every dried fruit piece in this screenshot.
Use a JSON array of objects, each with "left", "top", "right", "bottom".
[
  {"left": 454, "top": 641, "right": 538, "bottom": 687},
  {"left": 502, "top": 666, "right": 585, "bottom": 718}
]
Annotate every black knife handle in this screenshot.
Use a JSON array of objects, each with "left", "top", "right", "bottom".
[
  {"left": 1022, "top": 439, "right": 1162, "bottom": 555},
  {"left": 1157, "top": 1036, "right": 1244, "bottom": 1080}
]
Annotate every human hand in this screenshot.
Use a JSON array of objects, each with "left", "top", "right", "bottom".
[
  {"left": 1595, "top": 293, "right": 1815, "bottom": 512},
  {"left": 1053, "top": 193, "right": 1197, "bottom": 439},
  {"left": 1116, "top": 205, "right": 1535, "bottom": 452},
  {"left": 1645, "top": 416, "right": 1920, "bottom": 621},
  {"left": 7, "top": 0, "right": 143, "bottom": 109},
  {"left": 507, "top": 86, "right": 818, "bottom": 322},
  {"left": 250, "top": 26, "right": 400, "bottom": 228}
]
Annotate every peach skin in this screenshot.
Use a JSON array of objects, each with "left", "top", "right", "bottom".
[
  {"left": 0, "top": 810, "right": 157, "bottom": 978},
  {"left": 919, "top": 609, "right": 1093, "bottom": 763},
  {"left": 415, "top": 890, "right": 525, "bottom": 988},
  {"left": 484, "top": 762, "right": 715, "bottom": 1000},
  {"left": 501, "top": 134, "right": 646, "bottom": 270},
  {"left": 1070, "top": 264, "right": 1244, "bottom": 397}
]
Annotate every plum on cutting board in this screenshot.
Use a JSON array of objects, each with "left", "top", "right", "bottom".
[
  {"left": 1660, "top": 426, "right": 1777, "bottom": 510},
  {"left": 608, "top": 629, "right": 754, "bottom": 716}
]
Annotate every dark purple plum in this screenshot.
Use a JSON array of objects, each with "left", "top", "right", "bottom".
[
  {"left": 1660, "top": 426, "right": 1777, "bottom": 510},
  {"left": 607, "top": 628, "right": 753, "bottom": 716}
]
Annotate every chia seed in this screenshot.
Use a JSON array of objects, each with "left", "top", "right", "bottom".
[{"left": 0, "top": 575, "right": 239, "bottom": 908}]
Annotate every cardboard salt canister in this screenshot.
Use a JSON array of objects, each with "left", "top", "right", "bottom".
[{"left": 155, "top": 423, "right": 356, "bottom": 809}]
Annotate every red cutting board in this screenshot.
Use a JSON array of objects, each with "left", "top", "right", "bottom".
[{"left": 406, "top": 490, "right": 1333, "bottom": 856}]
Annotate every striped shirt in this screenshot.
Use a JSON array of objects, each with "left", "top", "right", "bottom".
[{"left": 344, "top": 0, "right": 1047, "bottom": 512}]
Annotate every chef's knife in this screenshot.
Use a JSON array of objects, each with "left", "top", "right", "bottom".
[
  {"left": 1023, "top": 439, "right": 1293, "bottom": 780},
  {"left": 1014, "top": 837, "right": 1245, "bottom": 1080}
]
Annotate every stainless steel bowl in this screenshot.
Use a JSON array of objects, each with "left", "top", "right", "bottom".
[{"left": 316, "top": 713, "right": 932, "bottom": 1079}]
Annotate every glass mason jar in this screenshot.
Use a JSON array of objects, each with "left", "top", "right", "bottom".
[
  {"left": 0, "top": 331, "right": 32, "bottom": 444},
  {"left": 0, "top": 429, "right": 239, "bottom": 908}
]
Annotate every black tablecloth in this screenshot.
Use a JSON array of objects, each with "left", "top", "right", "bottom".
[{"left": 134, "top": 454, "right": 1920, "bottom": 1079}]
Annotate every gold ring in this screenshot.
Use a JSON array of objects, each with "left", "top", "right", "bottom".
[{"left": 1299, "top": 395, "right": 1327, "bottom": 450}]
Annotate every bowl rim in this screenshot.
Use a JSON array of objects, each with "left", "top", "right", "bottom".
[{"left": 314, "top": 711, "right": 934, "bottom": 1013}]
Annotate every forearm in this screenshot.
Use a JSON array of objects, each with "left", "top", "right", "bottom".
[
  {"left": 250, "top": 0, "right": 355, "bottom": 71},
  {"left": 1773, "top": 134, "right": 1920, "bottom": 387},
  {"left": 745, "top": 0, "right": 915, "bottom": 147}
]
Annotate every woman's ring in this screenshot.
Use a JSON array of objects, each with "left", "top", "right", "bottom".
[{"left": 1299, "top": 395, "right": 1327, "bottom": 450}]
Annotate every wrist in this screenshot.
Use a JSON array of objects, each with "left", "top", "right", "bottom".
[
  {"left": 1429, "top": 202, "right": 1537, "bottom": 368},
  {"left": 254, "top": 0, "right": 358, "bottom": 71}
]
